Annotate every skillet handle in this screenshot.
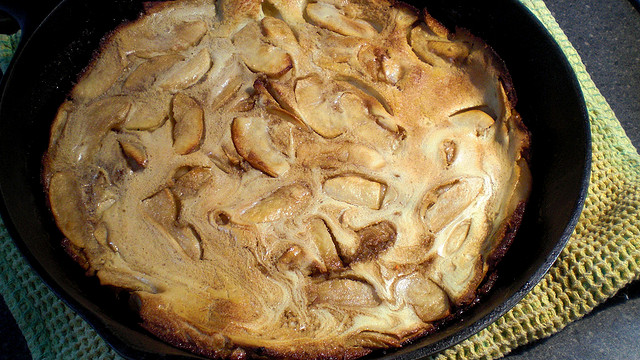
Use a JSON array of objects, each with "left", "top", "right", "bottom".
[{"left": 0, "top": 0, "right": 61, "bottom": 39}]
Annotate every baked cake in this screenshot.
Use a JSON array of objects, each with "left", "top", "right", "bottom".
[{"left": 43, "top": 0, "right": 531, "bottom": 358}]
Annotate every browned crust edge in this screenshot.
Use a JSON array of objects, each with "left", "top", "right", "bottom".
[
  {"left": 486, "top": 201, "right": 527, "bottom": 273},
  {"left": 140, "top": 312, "right": 375, "bottom": 360}
]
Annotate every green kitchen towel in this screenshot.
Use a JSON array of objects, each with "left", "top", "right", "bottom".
[
  {"left": 0, "top": 30, "right": 20, "bottom": 74},
  {"left": 1, "top": 1, "right": 639, "bottom": 359}
]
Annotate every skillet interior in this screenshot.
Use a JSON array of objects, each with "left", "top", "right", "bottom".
[{"left": 0, "top": 0, "right": 590, "bottom": 359}]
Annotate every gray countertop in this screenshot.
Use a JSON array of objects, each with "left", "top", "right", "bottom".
[{"left": 1, "top": 0, "right": 639, "bottom": 359}]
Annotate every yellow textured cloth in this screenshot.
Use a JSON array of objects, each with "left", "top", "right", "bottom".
[
  {"left": 435, "top": 1, "right": 640, "bottom": 358},
  {"left": 0, "top": 1, "right": 638, "bottom": 359}
]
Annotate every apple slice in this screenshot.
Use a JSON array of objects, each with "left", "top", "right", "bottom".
[
  {"left": 240, "top": 183, "right": 311, "bottom": 223},
  {"left": 158, "top": 49, "right": 212, "bottom": 92},
  {"left": 396, "top": 273, "right": 451, "bottom": 322},
  {"left": 347, "top": 144, "right": 386, "bottom": 170},
  {"left": 420, "top": 177, "right": 484, "bottom": 233},
  {"left": 124, "top": 54, "right": 184, "bottom": 91},
  {"left": 323, "top": 175, "right": 386, "bottom": 210},
  {"left": 48, "top": 171, "right": 89, "bottom": 248},
  {"left": 172, "top": 93, "right": 204, "bottom": 155},
  {"left": 253, "top": 79, "right": 306, "bottom": 129},
  {"left": 72, "top": 45, "right": 124, "bottom": 101},
  {"left": 409, "top": 24, "right": 438, "bottom": 66},
  {"left": 172, "top": 20, "right": 209, "bottom": 50},
  {"left": 119, "top": 20, "right": 208, "bottom": 57},
  {"left": 231, "top": 116, "right": 290, "bottom": 177},
  {"left": 123, "top": 94, "right": 171, "bottom": 131},
  {"left": 309, "top": 218, "right": 343, "bottom": 272},
  {"left": 294, "top": 76, "right": 349, "bottom": 138},
  {"left": 409, "top": 24, "right": 471, "bottom": 65},
  {"left": 449, "top": 109, "right": 495, "bottom": 132},
  {"left": 305, "top": 1, "right": 377, "bottom": 38},
  {"left": 309, "top": 278, "right": 380, "bottom": 307},
  {"left": 261, "top": 16, "right": 298, "bottom": 51},
  {"left": 278, "top": 245, "right": 322, "bottom": 275},
  {"left": 427, "top": 40, "right": 471, "bottom": 63},
  {"left": 142, "top": 188, "right": 202, "bottom": 261},
  {"left": 118, "top": 138, "right": 148, "bottom": 170},
  {"left": 232, "top": 22, "right": 293, "bottom": 77}
]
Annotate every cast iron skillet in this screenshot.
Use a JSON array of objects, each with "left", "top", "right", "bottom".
[{"left": 0, "top": 0, "right": 590, "bottom": 359}]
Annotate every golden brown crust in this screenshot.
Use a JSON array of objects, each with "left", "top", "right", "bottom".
[{"left": 43, "top": 0, "right": 532, "bottom": 358}]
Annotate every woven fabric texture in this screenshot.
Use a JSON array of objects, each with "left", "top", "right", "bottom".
[
  {"left": 0, "top": 31, "right": 20, "bottom": 74},
  {"left": 1, "top": 1, "right": 638, "bottom": 359}
]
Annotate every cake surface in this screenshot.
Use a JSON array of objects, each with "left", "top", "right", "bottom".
[{"left": 43, "top": 0, "right": 531, "bottom": 358}]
